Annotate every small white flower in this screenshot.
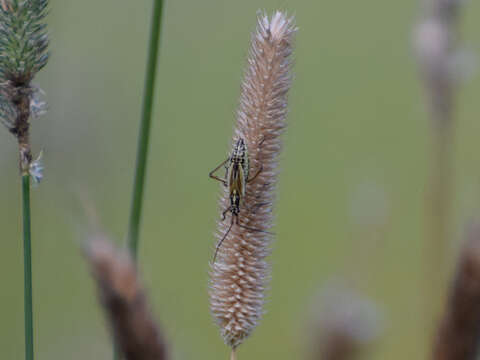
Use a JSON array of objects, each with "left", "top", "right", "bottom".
[
  {"left": 30, "top": 86, "right": 47, "bottom": 119},
  {"left": 29, "top": 150, "right": 44, "bottom": 185}
]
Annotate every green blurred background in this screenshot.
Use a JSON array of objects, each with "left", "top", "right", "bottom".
[{"left": 1, "top": 0, "right": 480, "bottom": 359}]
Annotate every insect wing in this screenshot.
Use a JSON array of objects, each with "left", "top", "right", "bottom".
[
  {"left": 228, "top": 161, "right": 244, "bottom": 196},
  {"left": 238, "top": 162, "right": 246, "bottom": 198}
]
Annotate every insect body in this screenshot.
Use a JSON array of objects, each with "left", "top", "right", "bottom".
[{"left": 209, "top": 137, "right": 265, "bottom": 262}]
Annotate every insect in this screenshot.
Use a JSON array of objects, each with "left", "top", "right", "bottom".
[{"left": 209, "top": 137, "right": 270, "bottom": 262}]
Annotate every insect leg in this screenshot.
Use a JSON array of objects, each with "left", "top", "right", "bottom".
[
  {"left": 221, "top": 207, "right": 231, "bottom": 221},
  {"left": 213, "top": 216, "right": 234, "bottom": 262},
  {"left": 209, "top": 158, "right": 229, "bottom": 185}
]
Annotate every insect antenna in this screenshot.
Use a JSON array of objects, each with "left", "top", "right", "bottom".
[
  {"left": 247, "top": 164, "right": 263, "bottom": 183},
  {"left": 214, "top": 209, "right": 274, "bottom": 263},
  {"left": 213, "top": 216, "right": 235, "bottom": 263}
]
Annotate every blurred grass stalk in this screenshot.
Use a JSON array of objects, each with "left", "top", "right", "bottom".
[
  {"left": 127, "top": 0, "right": 165, "bottom": 258},
  {"left": 414, "top": 0, "right": 464, "bottom": 323}
]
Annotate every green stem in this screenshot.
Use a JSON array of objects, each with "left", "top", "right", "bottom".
[
  {"left": 127, "top": 0, "right": 165, "bottom": 259},
  {"left": 120, "top": 1, "right": 164, "bottom": 359},
  {"left": 22, "top": 174, "right": 33, "bottom": 360}
]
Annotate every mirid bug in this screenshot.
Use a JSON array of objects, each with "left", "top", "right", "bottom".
[{"left": 209, "top": 137, "right": 270, "bottom": 262}]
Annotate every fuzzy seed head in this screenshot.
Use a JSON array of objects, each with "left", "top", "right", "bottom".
[
  {"left": 0, "top": 0, "right": 50, "bottom": 177},
  {"left": 307, "top": 284, "right": 382, "bottom": 360},
  {"left": 209, "top": 11, "right": 296, "bottom": 349},
  {"left": 0, "top": 0, "right": 50, "bottom": 83},
  {"left": 433, "top": 222, "right": 480, "bottom": 360},
  {"left": 86, "top": 236, "right": 168, "bottom": 360},
  {"left": 414, "top": 0, "right": 465, "bottom": 127}
]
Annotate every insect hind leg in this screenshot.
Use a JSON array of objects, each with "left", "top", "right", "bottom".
[
  {"left": 209, "top": 158, "right": 229, "bottom": 186},
  {"left": 221, "top": 207, "right": 232, "bottom": 221}
]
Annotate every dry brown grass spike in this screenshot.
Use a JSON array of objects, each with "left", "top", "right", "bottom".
[
  {"left": 85, "top": 235, "right": 168, "bottom": 360},
  {"left": 432, "top": 222, "right": 480, "bottom": 360},
  {"left": 209, "top": 10, "right": 296, "bottom": 352}
]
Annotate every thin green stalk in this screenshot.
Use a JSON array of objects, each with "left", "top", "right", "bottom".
[
  {"left": 22, "top": 174, "right": 33, "bottom": 360},
  {"left": 127, "top": 0, "right": 165, "bottom": 259},
  {"left": 120, "top": 1, "right": 164, "bottom": 359}
]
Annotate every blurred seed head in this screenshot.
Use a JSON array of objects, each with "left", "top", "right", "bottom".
[
  {"left": 414, "top": 0, "right": 470, "bottom": 127},
  {"left": 415, "top": 19, "right": 450, "bottom": 77},
  {"left": 85, "top": 235, "right": 168, "bottom": 360},
  {"left": 432, "top": 222, "right": 480, "bottom": 360},
  {"left": 307, "top": 283, "right": 383, "bottom": 360}
]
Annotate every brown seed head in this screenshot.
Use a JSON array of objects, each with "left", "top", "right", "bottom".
[
  {"left": 307, "top": 284, "right": 382, "bottom": 360},
  {"left": 86, "top": 236, "right": 168, "bottom": 360},
  {"left": 209, "top": 11, "right": 296, "bottom": 349},
  {"left": 432, "top": 222, "right": 480, "bottom": 360}
]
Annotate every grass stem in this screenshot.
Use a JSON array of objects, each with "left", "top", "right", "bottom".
[
  {"left": 121, "top": 1, "right": 165, "bottom": 359},
  {"left": 22, "top": 174, "right": 33, "bottom": 360},
  {"left": 127, "top": 0, "right": 165, "bottom": 259}
]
